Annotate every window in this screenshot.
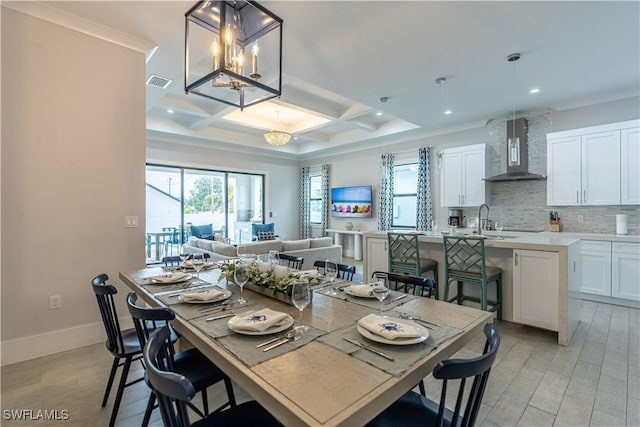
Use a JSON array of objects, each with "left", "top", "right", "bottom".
[
  {"left": 309, "top": 175, "right": 322, "bottom": 224},
  {"left": 392, "top": 163, "right": 418, "bottom": 228},
  {"left": 146, "top": 164, "right": 265, "bottom": 263}
]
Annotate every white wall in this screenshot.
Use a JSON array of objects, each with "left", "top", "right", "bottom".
[
  {"left": 1, "top": 9, "right": 147, "bottom": 364},
  {"left": 146, "top": 139, "right": 300, "bottom": 241}
]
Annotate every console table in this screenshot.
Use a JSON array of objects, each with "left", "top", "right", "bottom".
[{"left": 325, "top": 229, "right": 364, "bottom": 260}]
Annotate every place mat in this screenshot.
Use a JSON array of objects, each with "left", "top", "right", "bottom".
[
  {"left": 217, "top": 324, "right": 327, "bottom": 367},
  {"left": 317, "top": 321, "right": 463, "bottom": 376},
  {"left": 315, "top": 287, "right": 417, "bottom": 311}
]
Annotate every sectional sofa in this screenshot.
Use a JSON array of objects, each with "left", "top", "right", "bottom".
[{"left": 182, "top": 236, "right": 342, "bottom": 270}]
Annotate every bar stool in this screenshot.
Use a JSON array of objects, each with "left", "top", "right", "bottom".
[
  {"left": 387, "top": 233, "right": 438, "bottom": 298},
  {"left": 443, "top": 235, "right": 502, "bottom": 319}
]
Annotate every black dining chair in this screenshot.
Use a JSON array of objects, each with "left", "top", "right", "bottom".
[
  {"left": 366, "top": 323, "right": 501, "bottom": 427},
  {"left": 278, "top": 254, "right": 304, "bottom": 270},
  {"left": 91, "top": 274, "right": 145, "bottom": 427},
  {"left": 143, "top": 326, "right": 281, "bottom": 427},
  {"left": 372, "top": 271, "right": 438, "bottom": 299},
  {"left": 313, "top": 260, "right": 357, "bottom": 281},
  {"left": 126, "top": 293, "right": 236, "bottom": 426},
  {"left": 162, "top": 255, "right": 182, "bottom": 266}
]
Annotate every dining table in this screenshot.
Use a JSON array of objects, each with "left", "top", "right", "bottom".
[{"left": 119, "top": 265, "right": 493, "bottom": 427}]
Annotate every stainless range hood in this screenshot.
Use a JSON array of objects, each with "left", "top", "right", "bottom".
[{"left": 484, "top": 118, "right": 546, "bottom": 182}]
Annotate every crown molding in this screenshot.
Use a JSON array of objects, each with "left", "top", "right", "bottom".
[{"left": 2, "top": 1, "right": 157, "bottom": 61}]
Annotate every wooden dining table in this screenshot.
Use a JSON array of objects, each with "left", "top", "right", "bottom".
[{"left": 119, "top": 266, "right": 493, "bottom": 427}]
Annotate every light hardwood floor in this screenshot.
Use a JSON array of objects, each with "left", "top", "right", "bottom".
[{"left": 1, "top": 299, "right": 638, "bottom": 426}]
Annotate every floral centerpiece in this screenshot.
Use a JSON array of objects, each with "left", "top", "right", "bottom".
[{"left": 218, "top": 260, "right": 320, "bottom": 303}]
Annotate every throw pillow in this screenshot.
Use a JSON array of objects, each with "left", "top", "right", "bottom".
[
  {"left": 257, "top": 230, "right": 275, "bottom": 240},
  {"left": 310, "top": 237, "right": 333, "bottom": 248},
  {"left": 282, "top": 239, "right": 311, "bottom": 251}
]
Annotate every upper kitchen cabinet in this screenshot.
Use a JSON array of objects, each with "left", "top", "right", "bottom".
[
  {"left": 621, "top": 127, "right": 640, "bottom": 205},
  {"left": 440, "top": 144, "right": 487, "bottom": 207},
  {"left": 547, "top": 120, "right": 640, "bottom": 206}
]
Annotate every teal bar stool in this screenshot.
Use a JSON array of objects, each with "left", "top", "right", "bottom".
[
  {"left": 443, "top": 235, "right": 502, "bottom": 319},
  {"left": 387, "top": 233, "right": 438, "bottom": 298}
]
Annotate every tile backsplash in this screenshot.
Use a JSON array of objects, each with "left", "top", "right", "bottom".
[{"left": 461, "top": 110, "right": 639, "bottom": 235}]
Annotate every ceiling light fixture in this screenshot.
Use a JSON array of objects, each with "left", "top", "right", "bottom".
[
  {"left": 377, "top": 96, "right": 389, "bottom": 116},
  {"left": 184, "top": 1, "right": 283, "bottom": 110},
  {"left": 436, "top": 77, "right": 451, "bottom": 115},
  {"left": 529, "top": 87, "right": 540, "bottom": 94},
  {"left": 264, "top": 111, "right": 291, "bottom": 146},
  {"left": 507, "top": 53, "right": 521, "bottom": 167}
]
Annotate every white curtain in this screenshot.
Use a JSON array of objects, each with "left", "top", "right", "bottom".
[
  {"left": 416, "top": 147, "right": 434, "bottom": 231},
  {"left": 378, "top": 153, "right": 394, "bottom": 231}
]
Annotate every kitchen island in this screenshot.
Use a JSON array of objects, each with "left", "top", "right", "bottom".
[{"left": 364, "top": 230, "right": 582, "bottom": 345}]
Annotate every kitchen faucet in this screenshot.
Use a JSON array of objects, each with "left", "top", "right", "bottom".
[{"left": 478, "top": 204, "right": 489, "bottom": 235}]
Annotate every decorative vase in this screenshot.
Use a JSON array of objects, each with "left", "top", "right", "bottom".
[{"left": 345, "top": 222, "right": 354, "bottom": 230}]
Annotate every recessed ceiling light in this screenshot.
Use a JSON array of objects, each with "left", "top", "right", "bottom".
[
  {"left": 167, "top": 109, "right": 174, "bottom": 114},
  {"left": 293, "top": 136, "right": 299, "bottom": 140},
  {"left": 529, "top": 88, "right": 540, "bottom": 94},
  {"left": 376, "top": 111, "right": 383, "bottom": 116},
  {"left": 444, "top": 109, "right": 452, "bottom": 115}
]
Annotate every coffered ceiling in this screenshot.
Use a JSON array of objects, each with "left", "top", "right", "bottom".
[{"left": 13, "top": 1, "right": 640, "bottom": 159}]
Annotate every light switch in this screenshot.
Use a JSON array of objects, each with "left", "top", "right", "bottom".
[{"left": 125, "top": 216, "right": 139, "bottom": 228}]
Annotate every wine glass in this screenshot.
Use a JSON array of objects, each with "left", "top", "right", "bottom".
[
  {"left": 431, "top": 220, "right": 438, "bottom": 236},
  {"left": 233, "top": 262, "right": 249, "bottom": 305},
  {"left": 191, "top": 253, "right": 205, "bottom": 284},
  {"left": 237, "top": 244, "right": 246, "bottom": 260},
  {"left": 372, "top": 272, "right": 389, "bottom": 316},
  {"left": 179, "top": 253, "right": 190, "bottom": 271},
  {"left": 268, "top": 250, "right": 279, "bottom": 266},
  {"left": 495, "top": 221, "right": 504, "bottom": 240},
  {"left": 325, "top": 260, "right": 339, "bottom": 295},
  {"left": 291, "top": 280, "right": 311, "bottom": 333}
]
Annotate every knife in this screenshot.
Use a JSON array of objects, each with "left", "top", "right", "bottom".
[
  {"left": 262, "top": 338, "right": 290, "bottom": 352},
  {"left": 206, "top": 313, "right": 235, "bottom": 322},
  {"left": 343, "top": 338, "right": 395, "bottom": 361},
  {"left": 390, "top": 294, "right": 407, "bottom": 303}
]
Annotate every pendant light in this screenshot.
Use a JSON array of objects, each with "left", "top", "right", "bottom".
[
  {"left": 264, "top": 111, "right": 291, "bottom": 146},
  {"left": 436, "top": 77, "right": 452, "bottom": 115},
  {"left": 507, "top": 53, "right": 521, "bottom": 166}
]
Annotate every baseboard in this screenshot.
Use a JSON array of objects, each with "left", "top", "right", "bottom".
[
  {"left": 578, "top": 293, "right": 640, "bottom": 309},
  {"left": 1, "top": 317, "right": 133, "bottom": 366}
]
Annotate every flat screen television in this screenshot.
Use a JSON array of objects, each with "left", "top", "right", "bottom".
[{"left": 330, "top": 185, "right": 373, "bottom": 218}]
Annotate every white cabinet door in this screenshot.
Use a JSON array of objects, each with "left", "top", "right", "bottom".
[
  {"left": 513, "top": 249, "right": 559, "bottom": 331},
  {"left": 621, "top": 127, "right": 640, "bottom": 205},
  {"left": 440, "top": 144, "right": 486, "bottom": 207},
  {"left": 578, "top": 241, "right": 612, "bottom": 296},
  {"left": 612, "top": 243, "right": 640, "bottom": 301},
  {"left": 364, "top": 237, "right": 388, "bottom": 280},
  {"left": 547, "top": 136, "right": 581, "bottom": 206},
  {"left": 462, "top": 148, "right": 486, "bottom": 207},
  {"left": 582, "top": 131, "right": 620, "bottom": 205},
  {"left": 441, "top": 151, "right": 463, "bottom": 207}
]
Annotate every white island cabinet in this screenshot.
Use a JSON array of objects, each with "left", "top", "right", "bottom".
[
  {"left": 612, "top": 242, "right": 640, "bottom": 301},
  {"left": 513, "top": 249, "right": 559, "bottom": 331},
  {"left": 364, "top": 235, "right": 388, "bottom": 279}
]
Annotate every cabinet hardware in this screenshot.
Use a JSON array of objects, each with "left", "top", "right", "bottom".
[
  {"left": 576, "top": 190, "right": 579, "bottom": 203},
  {"left": 583, "top": 190, "right": 587, "bottom": 203},
  {"left": 514, "top": 251, "right": 518, "bottom": 266}
]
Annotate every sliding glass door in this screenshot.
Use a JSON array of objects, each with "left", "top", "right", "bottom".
[{"left": 146, "top": 164, "right": 265, "bottom": 263}]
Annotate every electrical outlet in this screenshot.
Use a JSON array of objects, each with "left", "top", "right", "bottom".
[
  {"left": 49, "top": 295, "right": 61, "bottom": 310},
  {"left": 125, "top": 216, "right": 139, "bottom": 228},
  {"left": 577, "top": 214, "right": 584, "bottom": 223}
]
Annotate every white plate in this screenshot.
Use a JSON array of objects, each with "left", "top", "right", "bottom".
[
  {"left": 183, "top": 261, "right": 216, "bottom": 270},
  {"left": 357, "top": 318, "right": 429, "bottom": 345},
  {"left": 177, "top": 288, "right": 232, "bottom": 304},
  {"left": 146, "top": 273, "right": 192, "bottom": 284},
  {"left": 344, "top": 285, "right": 377, "bottom": 299},
  {"left": 227, "top": 314, "right": 295, "bottom": 336}
]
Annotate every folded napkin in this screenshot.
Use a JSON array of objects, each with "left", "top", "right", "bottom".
[
  {"left": 147, "top": 272, "right": 190, "bottom": 283},
  {"left": 347, "top": 284, "right": 375, "bottom": 297},
  {"left": 181, "top": 289, "right": 224, "bottom": 302},
  {"left": 230, "top": 308, "right": 289, "bottom": 332},
  {"left": 358, "top": 314, "right": 422, "bottom": 340}
]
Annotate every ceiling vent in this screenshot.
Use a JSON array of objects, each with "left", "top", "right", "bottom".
[{"left": 146, "top": 75, "right": 172, "bottom": 89}]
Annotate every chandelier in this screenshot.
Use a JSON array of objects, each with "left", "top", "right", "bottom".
[
  {"left": 264, "top": 111, "right": 291, "bottom": 146},
  {"left": 184, "top": 1, "right": 283, "bottom": 110},
  {"left": 264, "top": 130, "right": 291, "bottom": 146}
]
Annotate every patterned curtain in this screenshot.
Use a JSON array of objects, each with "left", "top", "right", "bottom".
[
  {"left": 378, "top": 153, "right": 394, "bottom": 231},
  {"left": 321, "top": 164, "right": 330, "bottom": 235},
  {"left": 416, "top": 147, "right": 434, "bottom": 231},
  {"left": 299, "top": 166, "right": 311, "bottom": 239}
]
